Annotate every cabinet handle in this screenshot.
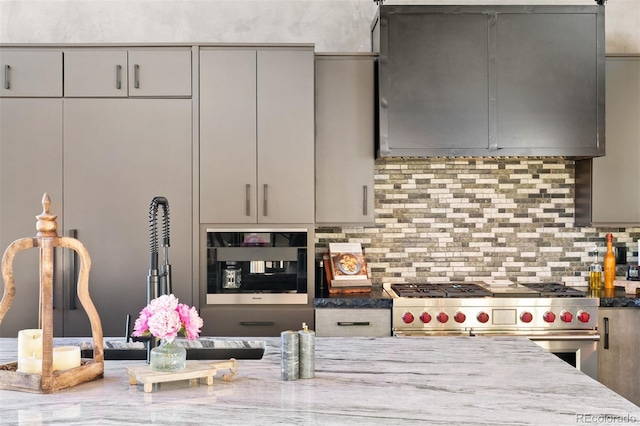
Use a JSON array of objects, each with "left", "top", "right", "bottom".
[
  {"left": 115, "top": 64, "right": 122, "bottom": 89},
  {"left": 245, "top": 184, "right": 251, "bottom": 216},
  {"left": 4, "top": 65, "right": 9, "bottom": 89},
  {"left": 134, "top": 64, "right": 140, "bottom": 89},
  {"left": 68, "top": 229, "right": 78, "bottom": 310},
  {"left": 263, "top": 184, "right": 268, "bottom": 217},
  {"left": 240, "top": 321, "right": 274, "bottom": 327},
  {"left": 603, "top": 317, "right": 609, "bottom": 349},
  {"left": 363, "top": 185, "right": 368, "bottom": 216},
  {"left": 337, "top": 321, "right": 370, "bottom": 327}
]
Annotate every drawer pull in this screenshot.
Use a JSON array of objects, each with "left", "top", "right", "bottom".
[
  {"left": 337, "top": 321, "right": 370, "bottom": 327},
  {"left": 363, "top": 185, "right": 368, "bottom": 216},
  {"left": 240, "top": 321, "right": 274, "bottom": 327},
  {"left": 134, "top": 64, "right": 140, "bottom": 88},
  {"left": 4, "top": 65, "right": 10, "bottom": 89},
  {"left": 115, "top": 64, "right": 122, "bottom": 89}
]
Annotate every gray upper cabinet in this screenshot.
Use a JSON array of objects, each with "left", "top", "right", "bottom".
[
  {"left": 128, "top": 50, "right": 192, "bottom": 97},
  {"left": 64, "top": 50, "right": 128, "bottom": 97},
  {"left": 575, "top": 56, "right": 640, "bottom": 226},
  {"left": 0, "top": 49, "right": 63, "bottom": 97},
  {"left": 200, "top": 47, "right": 315, "bottom": 224},
  {"left": 372, "top": 5, "right": 605, "bottom": 158},
  {"left": 64, "top": 48, "right": 191, "bottom": 97},
  {"left": 315, "top": 54, "right": 375, "bottom": 226}
]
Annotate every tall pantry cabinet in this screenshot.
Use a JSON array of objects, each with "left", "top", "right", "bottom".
[
  {"left": 0, "top": 47, "right": 194, "bottom": 337},
  {"left": 0, "top": 49, "right": 64, "bottom": 337}
]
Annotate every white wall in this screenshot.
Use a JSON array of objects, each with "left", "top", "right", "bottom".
[{"left": 0, "top": 0, "right": 638, "bottom": 53}]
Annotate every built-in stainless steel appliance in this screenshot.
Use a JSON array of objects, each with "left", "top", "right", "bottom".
[
  {"left": 384, "top": 281, "right": 599, "bottom": 380},
  {"left": 205, "top": 229, "right": 309, "bottom": 304}
]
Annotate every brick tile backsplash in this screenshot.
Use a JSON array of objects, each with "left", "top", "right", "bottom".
[{"left": 315, "top": 158, "right": 639, "bottom": 288}]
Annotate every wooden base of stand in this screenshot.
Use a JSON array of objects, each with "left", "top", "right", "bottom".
[
  {"left": 0, "top": 359, "right": 104, "bottom": 394},
  {"left": 126, "top": 359, "right": 238, "bottom": 393}
]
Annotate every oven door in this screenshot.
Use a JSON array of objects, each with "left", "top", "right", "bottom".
[
  {"left": 528, "top": 334, "right": 599, "bottom": 381},
  {"left": 473, "top": 331, "right": 600, "bottom": 381}
]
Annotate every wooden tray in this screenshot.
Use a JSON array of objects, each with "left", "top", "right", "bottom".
[{"left": 126, "top": 359, "right": 238, "bottom": 393}]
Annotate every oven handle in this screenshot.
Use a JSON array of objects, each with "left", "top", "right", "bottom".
[{"left": 523, "top": 335, "right": 600, "bottom": 342}]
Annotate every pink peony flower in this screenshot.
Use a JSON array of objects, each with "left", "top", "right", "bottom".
[
  {"left": 177, "top": 303, "right": 204, "bottom": 340},
  {"left": 131, "top": 294, "right": 203, "bottom": 342}
]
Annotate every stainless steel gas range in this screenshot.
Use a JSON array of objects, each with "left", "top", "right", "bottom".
[{"left": 383, "top": 281, "right": 600, "bottom": 380}]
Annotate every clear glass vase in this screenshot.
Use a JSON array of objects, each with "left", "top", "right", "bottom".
[{"left": 150, "top": 340, "right": 187, "bottom": 372}]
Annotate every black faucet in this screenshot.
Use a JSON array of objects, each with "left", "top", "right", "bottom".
[{"left": 148, "top": 196, "right": 172, "bottom": 302}]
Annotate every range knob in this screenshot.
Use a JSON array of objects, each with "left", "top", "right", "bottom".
[
  {"left": 577, "top": 310, "right": 591, "bottom": 323},
  {"left": 477, "top": 312, "right": 490, "bottom": 324},
  {"left": 437, "top": 312, "right": 449, "bottom": 323},
  {"left": 520, "top": 312, "right": 533, "bottom": 323},
  {"left": 560, "top": 311, "right": 573, "bottom": 323},
  {"left": 419, "top": 312, "right": 432, "bottom": 324},
  {"left": 543, "top": 311, "right": 556, "bottom": 323},
  {"left": 454, "top": 312, "right": 466, "bottom": 323},
  {"left": 402, "top": 312, "right": 415, "bottom": 324}
]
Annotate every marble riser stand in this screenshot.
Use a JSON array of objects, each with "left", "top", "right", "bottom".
[{"left": 79, "top": 338, "right": 265, "bottom": 361}]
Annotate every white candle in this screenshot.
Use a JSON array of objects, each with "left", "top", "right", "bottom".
[
  {"left": 18, "top": 329, "right": 43, "bottom": 359},
  {"left": 52, "top": 346, "right": 81, "bottom": 371},
  {"left": 17, "top": 355, "right": 42, "bottom": 374}
]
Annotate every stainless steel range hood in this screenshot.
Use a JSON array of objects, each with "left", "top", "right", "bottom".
[{"left": 371, "top": 5, "right": 605, "bottom": 159}]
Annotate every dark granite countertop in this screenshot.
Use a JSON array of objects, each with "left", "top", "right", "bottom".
[
  {"left": 597, "top": 285, "right": 640, "bottom": 307},
  {"left": 314, "top": 287, "right": 392, "bottom": 309}
]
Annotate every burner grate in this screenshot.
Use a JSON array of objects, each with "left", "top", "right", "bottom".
[
  {"left": 521, "top": 282, "right": 586, "bottom": 298},
  {"left": 391, "top": 283, "right": 492, "bottom": 298}
]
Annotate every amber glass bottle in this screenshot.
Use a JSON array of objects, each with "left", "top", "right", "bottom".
[{"left": 603, "top": 233, "right": 616, "bottom": 290}]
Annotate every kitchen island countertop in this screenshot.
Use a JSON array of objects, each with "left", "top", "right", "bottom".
[{"left": 1, "top": 336, "right": 638, "bottom": 425}]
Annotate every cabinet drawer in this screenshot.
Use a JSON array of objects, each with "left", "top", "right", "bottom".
[
  {"left": 64, "top": 50, "right": 128, "bottom": 97},
  {"left": 315, "top": 308, "right": 391, "bottom": 337},
  {"left": 128, "top": 50, "right": 192, "bottom": 97},
  {"left": 200, "top": 306, "right": 314, "bottom": 337},
  {"left": 0, "top": 50, "right": 62, "bottom": 97}
]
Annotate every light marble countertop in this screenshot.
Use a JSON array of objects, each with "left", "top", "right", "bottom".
[{"left": 1, "top": 336, "right": 639, "bottom": 425}]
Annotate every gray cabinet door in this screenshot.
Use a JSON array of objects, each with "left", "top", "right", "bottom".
[
  {"left": 256, "top": 49, "right": 314, "bottom": 224},
  {"left": 200, "top": 49, "right": 257, "bottom": 224},
  {"left": 315, "top": 55, "right": 375, "bottom": 226},
  {"left": 575, "top": 57, "right": 640, "bottom": 226},
  {"left": 0, "top": 50, "right": 62, "bottom": 97},
  {"left": 200, "top": 48, "right": 314, "bottom": 224},
  {"left": 592, "top": 57, "right": 640, "bottom": 224},
  {"left": 64, "top": 50, "right": 128, "bottom": 97},
  {"left": 0, "top": 99, "right": 63, "bottom": 337},
  {"left": 496, "top": 13, "right": 601, "bottom": 154},
  {"left": 598, "top": 308, "right": 640, "bottom": 406},
  {"left": 128, "top": 50, "right": 192, "bottom": 97},
  {"left": 63, "top": 98, "right": 192, "bottom": 337}
]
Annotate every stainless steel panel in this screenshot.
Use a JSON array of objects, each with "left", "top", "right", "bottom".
[
  {"left": 496, "top": 13, "right": 600, "bottom": 151},
  {"left": 382, "top": 12, "right": 489, "bottom": 153}
]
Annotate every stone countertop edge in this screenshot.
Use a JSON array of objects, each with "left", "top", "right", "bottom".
[
  {"left": 599, "top": 297, "right": 640, "bottom": 307},
  {"left": 1, "top": 336, "right": 638, "bottom": 425},
  {"left": 314, "top": 288, "right": 392, "bottom": 309}
]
